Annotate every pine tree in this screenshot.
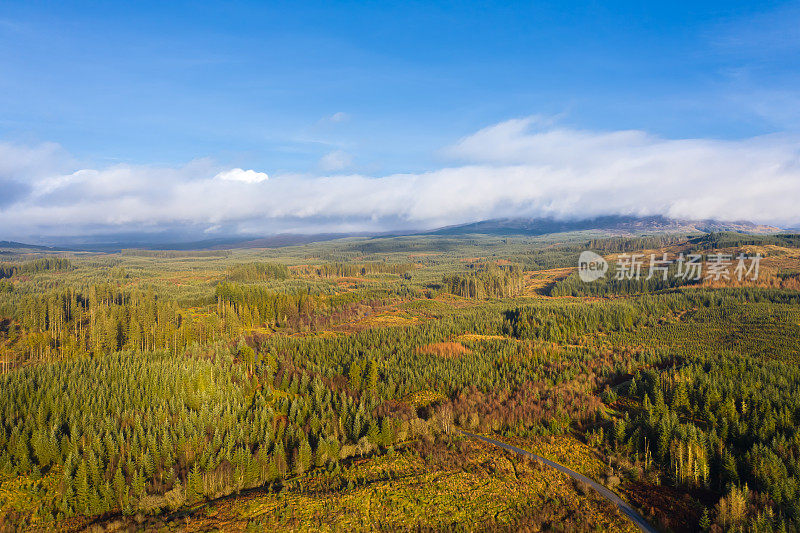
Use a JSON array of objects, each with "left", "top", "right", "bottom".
[
  {"left": 14, "top": 436, "right": 31, "bottom": 473},
  {"left": 297, "top": 439, "right": 312, "bottom": 475},
  {"left": 315, "top": 440, "right": 328, "bottom": 467},
  {"left": 75, "top": 460, "right": 89, "bottom": 515},
  {"left": 721, "top": 450, "right": 739, "bottom": 487},
  {"left": 187, "top": 462, "right": 202, "bottom": 504},
  {"left": 699, "top": 507, "right": 711, "bottom": 531},
  {"left": 367, "top": 359, "right": 379, "bottom": 392},
  {"left": 613, "top": 417, "right": 627, "bottom": 450},
  {"left": 102, "top": 480, "right": 114, "bottom": 512},
  {"left": 88, "top": 487, "right": 102, "bottom": 516},
  {"left": 142, "top": 450, "right": 154, "bottom": 479},
  {"left": 628, "top": 377, "right": 638, "bottom": 397},
  {"left": 380, "top": 418, "right": 394, "bottom": 447},
  {"left": 113, "top": 465, "right": 126, "bottom": 507},
  {"left": 348, "top": 361, "right": 362, "bottom": 390},
  {"left": 672, "top": 381, "right": 690, "bottom": 414},
  {"left": 274, "top": 440, "right": 288, "bottom": 477},
  {"left": 60, "top": 482, "right": 74, "bottom": 516},
  {"left": 132, "top": 467, "right": 146, "bottom": 501}
]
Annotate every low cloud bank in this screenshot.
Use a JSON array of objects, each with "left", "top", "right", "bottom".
[{"left": 1, "top": 117, "right": 799, "bottom": 241}]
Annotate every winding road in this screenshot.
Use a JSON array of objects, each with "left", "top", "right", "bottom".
[{"left": 459, "top": 431, "right": 658, "bottom": 533}]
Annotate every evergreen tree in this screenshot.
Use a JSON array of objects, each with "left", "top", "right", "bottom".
[
  {"left": 75, "top": 460, "right": 89, "bottom": 515},
  {"left": 297, "top": 439, "right": 312, "bottom": 475}
]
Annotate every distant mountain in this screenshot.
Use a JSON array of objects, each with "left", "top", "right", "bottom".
[
  {"left": 0, "top": 216, "right": 785, "bottom": 252},
  {"left": 0, "top": 233, "right": 372, "bottom": 253},
  {"left": 0, "top": 241, "right": 54, "bottom": 251},
  {"left": 214, "top": 233, "right": 365, "bottom": 250},
  {"left": 425, "top": 215, "right": 782, "bottom": 237}
]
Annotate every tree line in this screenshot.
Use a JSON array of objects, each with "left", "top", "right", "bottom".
[
  {"left": 0, "top": 257, "right": 72, "bottom": 279},
  {"left": 442, "top": 263, "right": 524, "bottom": 299}
]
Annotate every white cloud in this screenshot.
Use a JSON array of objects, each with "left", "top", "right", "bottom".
[
  {"left": 214, "top": 168, "right": 269, "bottom": 183},
  {"left": 318, "top": 150, "right": 353, "bottom": 172},
  {"left": 1, "top": 117, "right": 799, "bottom": 240}
]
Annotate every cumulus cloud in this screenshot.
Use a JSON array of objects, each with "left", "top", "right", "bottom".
[
  {"left": 214, "top": 168, "right": 269, "bottom": 183},
  {"left": 1, "top": 117, "right": 799, "bottom": 241}
]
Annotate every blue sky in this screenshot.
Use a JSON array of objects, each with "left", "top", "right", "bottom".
[
  {"left": 2, "top": 0, "right": 798, "bottom": 173},
  {"left": 1, "top": 1, "right": 799, "bottom": 240}
]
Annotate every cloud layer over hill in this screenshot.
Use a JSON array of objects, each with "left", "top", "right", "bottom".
[{"left": 1, "top": 117, "right": 799, "bottom": 241}]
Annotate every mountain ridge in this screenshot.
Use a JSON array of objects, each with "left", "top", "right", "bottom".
[
  {"left": 426, "top": 215, "right": 782, "bottom": 236},
  {"left": 0, "top": 216, "right": 785, "bottom": 252}
]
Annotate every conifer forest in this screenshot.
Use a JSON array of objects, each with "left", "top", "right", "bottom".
[{"left": 1, "top": 231, "right": 800, "bottom": 532}]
